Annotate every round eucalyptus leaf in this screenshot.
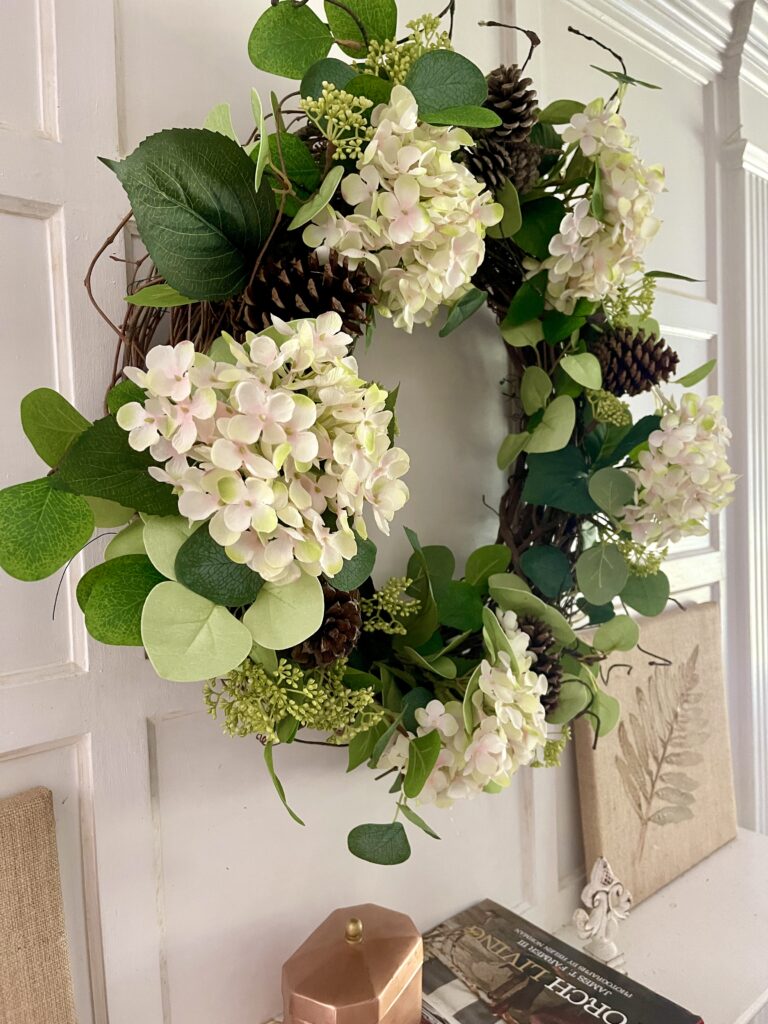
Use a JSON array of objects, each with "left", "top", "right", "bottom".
[
  {"left": 620, "top": 570, "right": 670, "bottom": 617},
  {"left": 525, "top": 395, "right": 575, "bottom": 454},
  {"left": 300, "top": 58, "right": 356, "bottom": 99},
  {"left": 243, "top": 573, "right": 324, "bottom": 650},
  {"left": 20, "top": 388, "right": 90, "bottom": 468},
  {"left": 0, "top": 478, "right": 94, "bottom": 582},
  {"left": 83, "top": 555, "right": 164, "bottom": 646},
  {"left": 86, "top": 497, "right": 134, "bottom": 528},
  {"left": 143, "top": 515, "right": 198, "bottom": 580},
  {"left": 588, "top": 467, "right": 636, "bottom": 517},
  {"left": 141, "top": 581, "right": 253, "bottom": 682},
  {"left": 347, "top": 822, "right": 411, "bottom": 865},
  {"left": 546, "top": 679, "right": 592, "bottom": 724},
  {"left": 576, "top": 543, "right": 628, "bottom": 606},
  {"left": 593, "top": 614, "right": 640, "bottom": 653},
  {"left": 405, "top": 50, "right": 487, "bottom": 115},
  {"left": 561, "top": 353, "right": 602, "bottom": 390},
  {"left": 105, "top": 520, "right": 146, "bottom": 560},
  {"left": 248, "top": 3, "right": 333, "bottom": 78},
  {"left": 324, "top": 0, "right": 397, "bottom": 56},
  {"left": 521, "top": 366, "right": 552, "bottom": 415}
]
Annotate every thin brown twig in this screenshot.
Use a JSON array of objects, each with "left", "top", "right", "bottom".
[{"left": 567, "top": 25, "right": 628, "bottom": 77}]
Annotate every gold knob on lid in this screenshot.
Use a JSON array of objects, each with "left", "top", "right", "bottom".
[{"left": 345, "top": 917, "right": 363, "bottom": 944}]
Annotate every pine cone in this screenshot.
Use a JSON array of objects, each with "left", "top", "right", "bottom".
[
  {"left": 234, "top": 249, "right": 375, "bottom": 340},
  {"left": 291, "top": 583, "right": 362, "bottom": 667},
  {"left": 518, "top": 615, "right": 563, "bottom": 713},
  {"left": 485, "top": 65, "right": 538, "bottom": 143},
  {"left": 592, "top": 327, "right": 680, "bottom": 398},
  {"left": 464, "top": 138, "right": 542, "bottom": 194}
]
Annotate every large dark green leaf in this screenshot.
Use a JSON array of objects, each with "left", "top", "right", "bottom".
[
  {"left": 81, "top": 554, "right": 164, "bottom": 646},
  {"left": 102, "top": 129, "right": 275, "bottom": 300},
  {"left": 248, "top": 2, "right": 333, "bottom": 78},
  {"left": 0, "top": 478, "right": 94, "bottom": 581},
  {"left": 519, "top": 546, "right": 572, "bottom": 598},
  {"left": 347, "top": 822, "right": 411, "bottom": 864},
  {"left": 593, "top": 415, "right": 661, "bottom": 470},
  {"left": 56, "top": 415, "right": 178, "bottom": 516},
  {"left": 175, "top": 524, "right": 264, "bottom": 606},
  {"left": 523, "top": 447, "right": 599, "bottom": 514},
  {"left": 403, "top": 731, "right": 442, "bottom": 799},
  {"left": 20, "top": 389, "right": 90, "bottom": 468},
  {"left": 435, "top": 579, "right": 484, "bottom": 631},
  {"left": 300, "top": 57, "right": 356, "bottom": 98},
  {"left": 332, "top": 535, "right": 376, "bottom": 591},
  {"left": 405, "top": 50, "right": 487, "bottom": 117},
  {"left": 514, "top": 196, "right": 566, "bottom": 260},
  {"left": 621, "top": 571, "right": 670, "bottom": 617}
]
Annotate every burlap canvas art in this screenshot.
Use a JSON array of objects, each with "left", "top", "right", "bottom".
[
  {"left": 574, "top": 602, "right": 737, "bottom": 905},
  {"left": 0, "top": 786, "right": 77, "bottom": 1024}
]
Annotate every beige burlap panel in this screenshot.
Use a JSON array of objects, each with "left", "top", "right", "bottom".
[{"left": 0, "top": 786, "right": 78, "bottom": 1024}]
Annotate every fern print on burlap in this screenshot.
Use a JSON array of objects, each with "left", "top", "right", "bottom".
[{"left": 614, "top": 646, "right": 708, "bottom": 857}]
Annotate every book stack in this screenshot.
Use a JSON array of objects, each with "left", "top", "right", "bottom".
[{"left": 421, "top": 900, "right": 703, "bottom": 1024}]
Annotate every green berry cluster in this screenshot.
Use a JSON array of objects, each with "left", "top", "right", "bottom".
[
  {"left": 589, "top": 388, "right": 633, "bottom": 427},
  {"left": 616, "top": 537, "right": 666, "bottom": 577},
  {"left": 603, "top": 275, "right": 657, "bottom": 328},
  {"left": 361, "top": 576, "right": 420, "bottom": 635},
  {"left": 300, "top": 83, "right": 374, "bottom": 161},
  {"left": 532, "top": 727, "right": 571, "bottom": 768},
  {"left": 364, "top": 15, "right": 452, "bottom": 85},
  {"left": 204, "top": 656, "right": 381, "bottom": 743}
]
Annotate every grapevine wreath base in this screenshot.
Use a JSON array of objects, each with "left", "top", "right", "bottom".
[{"left": 0, "top": 1, "right": 735, "bottom": 863}]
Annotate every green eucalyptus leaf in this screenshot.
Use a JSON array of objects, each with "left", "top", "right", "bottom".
[
  {"left": 593, "top": 614, "right": 640, "bottom": 653},
  {"left": 106, "top": 380, "right": 145, "bottom": 415},
  {"left": 399, "top": 804, "right": 440, "bottom": 840},
  {"left": 288, "top": 164, "right": 344, "bottom": 230},
  {"left": 124, "top": 283, "right": 194, "bottom": 308},
  {"left": 400, "top": 688, "right": 432, "bottom": 732},
  {"left": 0, "top": 478, "right": 94, "bottom": 582},
  {"left": 593, "top": 415, "right": 661, "bottom": 470},
  {"left": 403, "top": 731, "right": 442, "bottom": 799},
  {"left": 347, "top": 822, "right": 411, "bottom": 865},
  {"left": 203, "top": 102, "right": 238, "bottom": 140},
  {"left": 423, "top": 105, "right": 502, "bottom": 128},
  {"left": 105, "top": 519, "right": 146, "bottom": 559},
  {"left": 542, "top": 311, "right": 588, "bottom": 345},
  {"left": 264, "top": 743, "right": 305, "bottom": 825},
  {"left": 519, "top": 545, "right": 572, "bottom": 598},
  {"left": 332, "top": 535, "right": 376, "bottom": 590},
  {"left": 525, "top": 395, "right": 575, "bottom": 454},
  {"left": 257, "top": 132, "right": 322, "bottom": 193},
  {"left": 248, "top": 2, "right": 333, "bottom": 78},
  {"left": 405, "top": 50, "right": 487, "bottom": 115},
  {"left": 143, "top": 515, "right": 197, "bottom": 580},
  {"left": 501, "top": 320, "right": 543, "bottom": 348},
  {"left": 407, "top": 543, "right": 455, "bottom": 585},
  {"left": 85, "top": 497, "right": 134, "bottom": 528},
  {"left": 620, "top": 571, "right": 670, "bottom": 617},
  {"left": 546, "top": 679, "right": 592, "bottom": 724},
  {"left": 561, "top": 352, "right": 602, "bottom": 390},
  {"left": 56, "top": 415, "right": 177, "bottom": 516},
  {"left": 20, "top": 388, "right": 90, "bottom": 468},
  {"left": 521, "top": 366, "right": 552, "bottom": 415},
  {"left": 101, "top": 129, "right": 276, "bottom": 300},
  {"left": 175, "top": 523, "right": 264, "bottom": 605},
  {"left": 439, "top": 287, "right": 486, "bottom": 337},
  {"left": 324, "top": 0, "right": 396, "bottom": 56},
  {"left": 588, "top": 688, "right": 621, "bottom": 736},
  {"left": 243, "top": 573, "right": 324, "bottom": 649},
  {"left": 82, "top": 554, "right": 164, "bottom": 646},
  {"left": 675, "top": 359, "right": 717, "bottom": 387},
  {"left": 464, "top": 544, "right": 511, "bottom": 590},
  {"left": 576, "top": 543, "right": 628, "bottom": 605},
  {"left": 577, "top": 597, "right": 615, "bottom": 625},
  {"left": 537, "top": 99, "right": 586, "bottom": 124},
  {"left": 588, "top": 467, "right": 636, "bottom": 517},
  {"left": 486, "top": 179, "right": 522, "bottom": 240},
  {"left": 141, "top": 581, "right": 253, "bottom": 682},
  {"left": 300, "top": 57, "right": 356, "bottom": 98}
]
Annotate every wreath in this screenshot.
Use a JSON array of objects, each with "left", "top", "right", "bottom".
[{"left": 0, "top": 1, "right": 735, "bottom": 864}]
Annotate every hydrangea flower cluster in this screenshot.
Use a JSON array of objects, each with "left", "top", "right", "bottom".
[
  {"left": 622, "top": 392, "right": 736, "bottom": 546},
  {"left": 303, "top": 85, "right": 502, "bottom": 332},
  {"left": 530, "top": 98, "right": 665, "bottom": 313},
  {"left": 116, "top": 313, "right": 410, "bottom": 583},
  {"left": 379, "top": 609, "right": 547, "bottom": 806}
]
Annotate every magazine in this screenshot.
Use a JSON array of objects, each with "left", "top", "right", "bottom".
[{"left": 421, "top": 900, "right": 703, "bottom": 1024}]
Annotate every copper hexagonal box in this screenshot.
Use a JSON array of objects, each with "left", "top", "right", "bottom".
[{"left": 282, "top": 903, "right": 423, "bottom": 1024}]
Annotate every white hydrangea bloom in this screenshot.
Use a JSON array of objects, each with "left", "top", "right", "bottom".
[
  {"left": 303, "top": 85, "right": 502, "bottom": 333},
  {"left": 116, "top": 313, "right": 409, "bottom": 583},
  {"left": 622, "top": 392, "right": 736, "bottom": 546},
  {"left": 527, "top": 97, "right": 665, "bottom": 313},
  {"left": 379, "top": 617, "right": 547, "bottom": 810}
]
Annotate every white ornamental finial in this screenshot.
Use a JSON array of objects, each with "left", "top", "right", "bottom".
[{"left": 573, "top": 856, "right": 633, "bottom": 974}]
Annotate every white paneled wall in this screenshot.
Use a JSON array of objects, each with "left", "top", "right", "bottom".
[{"left": 0, "top": 0, "right": 767, "bottom": 1021}]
